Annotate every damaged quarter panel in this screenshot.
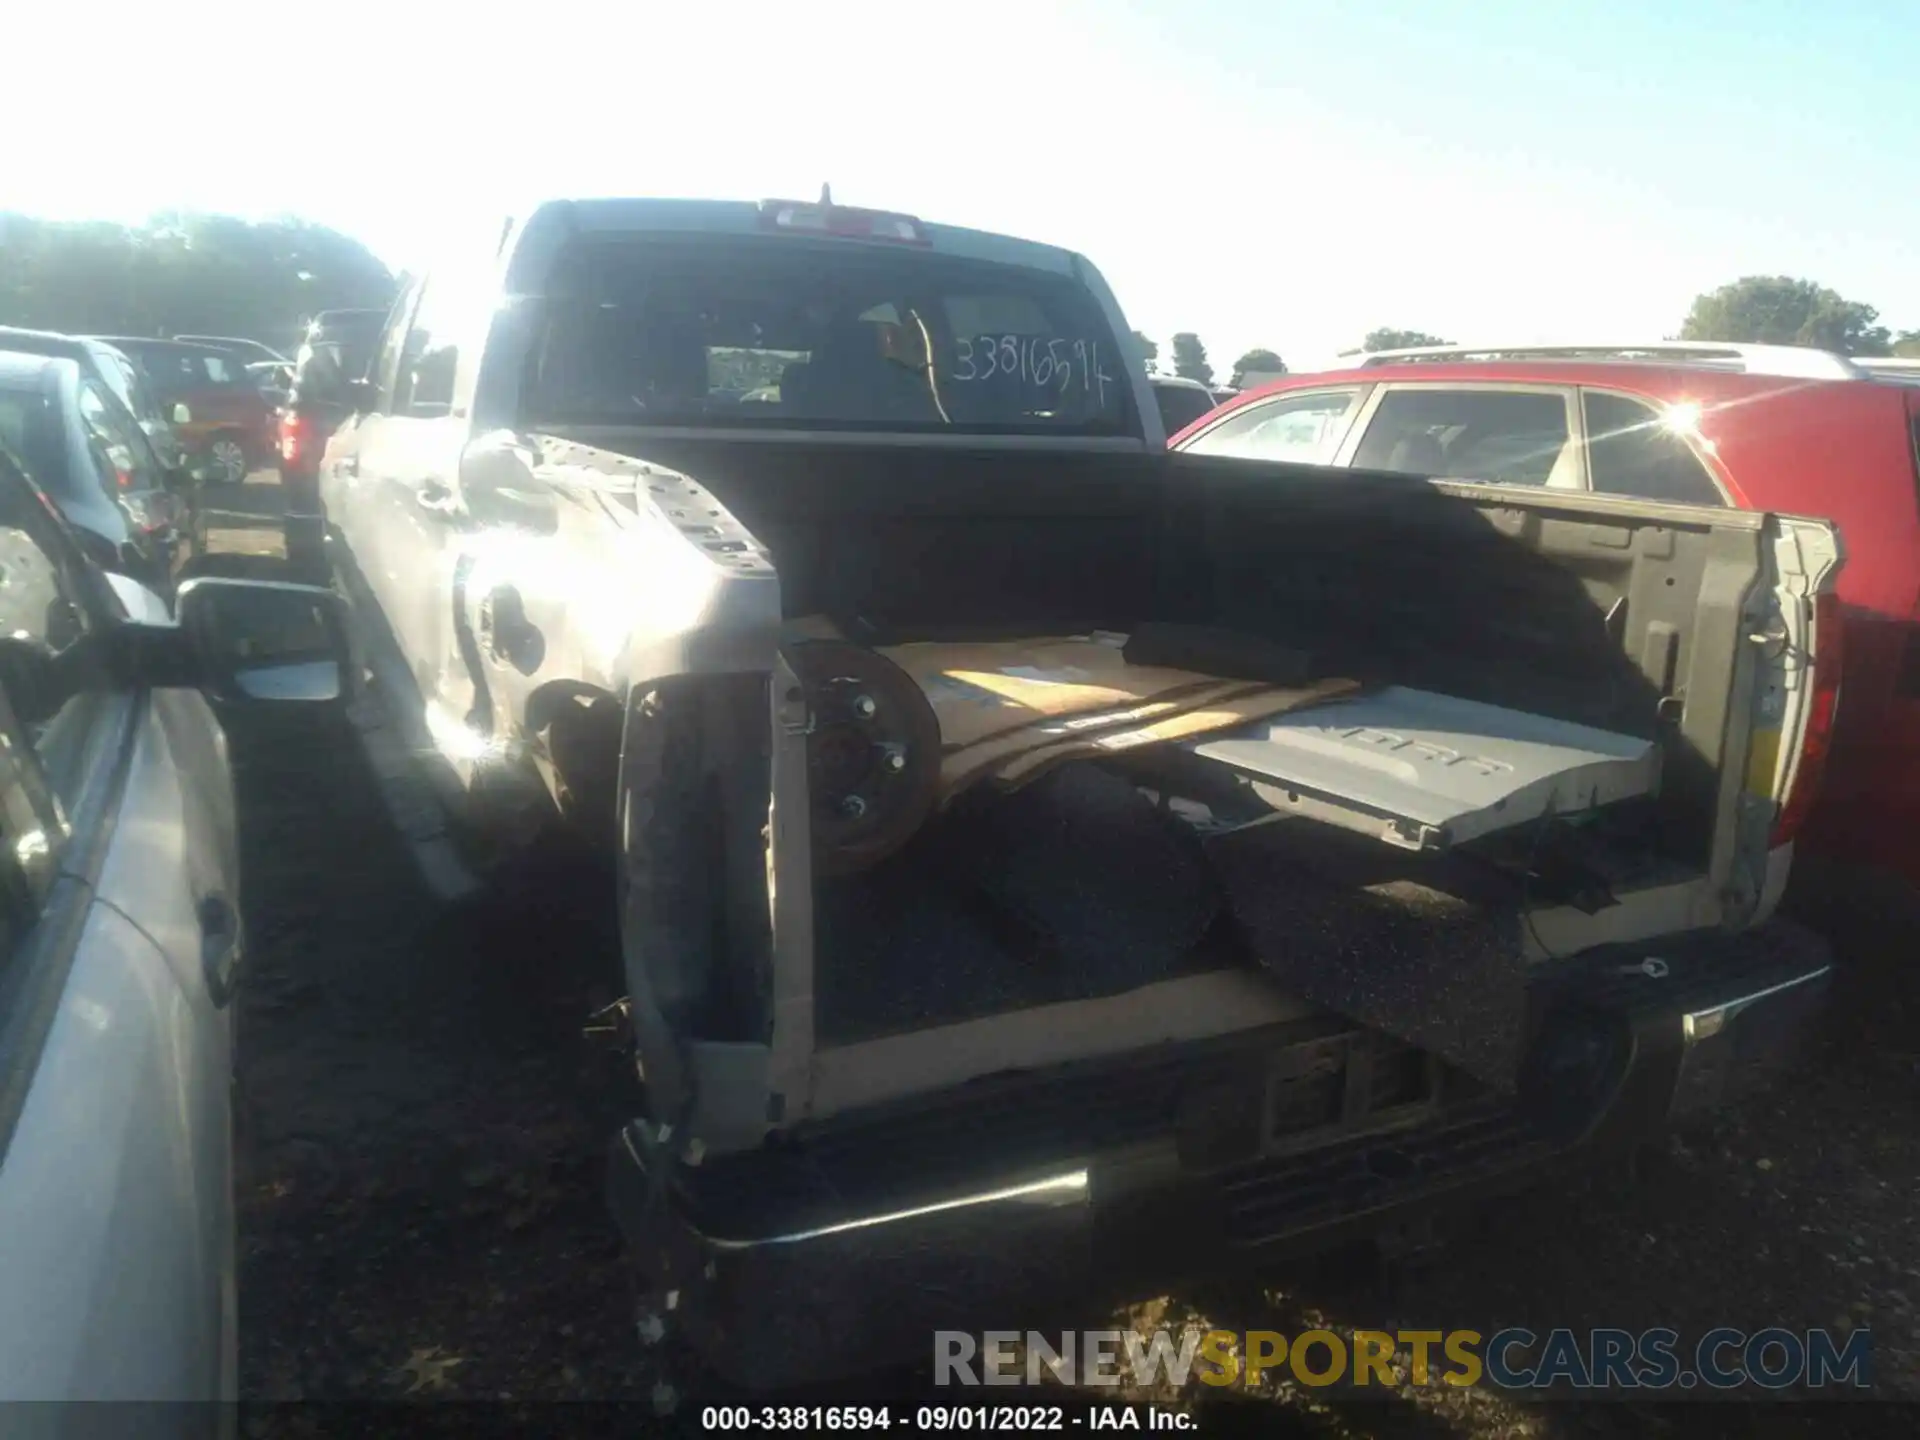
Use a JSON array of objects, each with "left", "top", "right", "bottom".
[
  {"left": 456, "top": 430, "right": 783, "bottom": 1139},
  {"left": 459, "top": 432, "right": 781, "bottom": 753}
]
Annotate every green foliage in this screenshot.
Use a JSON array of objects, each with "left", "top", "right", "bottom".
[
  {"left": 1360, "top": 328, "right": 1451, "bottom": 352},
  {"left": 1130, "top": 330, "right": 1159, "bottom": 373},
  {"left": 1894, "top": 331, "right": 1920, "bottom": 359},
  {"left": 0, "top": 212, "right": 396, "bottom": 353},
  {"left": 1231, "top": 348, "right": 1285, "bottom": 382},
  {"left": 1679, "top": 277, "right": 1892, "bottom": 356},
  {"left": 1170, "top": 331, "right": 1213, "bottom": 386}
]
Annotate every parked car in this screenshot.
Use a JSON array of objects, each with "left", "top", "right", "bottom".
[
  {"left": 90, "top": 338, "right": 276, "bottom": 486},
  {"left": 1856, "top": 356, "right": 1920, "bottom": 387},
  {"left": 1148, "top": 373, "right": 1222, "bottom": 438},
  {"left": 0, "top": 351, "right": 187, "bottom": 588},
  {"left": 172, "top": 335, "right": 289, "bottom": 367},
  {"left": 308, "top": 198, "right": 1840, "bottom": 1391},
  {"left": 0, "top": 436, "right": 348, "bottom": 1411},
  {"left": 0, "top": 327, "right": 196, "bottom": 476},
  {"left": 1170, "top": 340, "right": 1917, "bottom": 883},
  {"left": 279, "top": 307, "right": 390, "bottom": 560}
]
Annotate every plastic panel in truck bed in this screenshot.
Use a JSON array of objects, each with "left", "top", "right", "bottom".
[{"left": 1189, "top": 685, "right": 1660, "bottom": 851}]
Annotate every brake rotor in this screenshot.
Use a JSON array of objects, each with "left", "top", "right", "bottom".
[{"left": 784, "top": 639, "right": 942, "bottom": 877}]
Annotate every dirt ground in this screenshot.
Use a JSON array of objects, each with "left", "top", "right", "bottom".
[{"left": 212, "top": 477, "right": 1920, "bottom": 1436}]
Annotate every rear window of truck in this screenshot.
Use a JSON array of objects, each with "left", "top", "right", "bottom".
[{"left": 523, "top": 236, "right": 1136, "bottom": 437}]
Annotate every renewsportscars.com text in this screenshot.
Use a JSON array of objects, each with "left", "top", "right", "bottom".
[{"left": 935, "top": 1326, "right": 1873, "bottom": 1392}]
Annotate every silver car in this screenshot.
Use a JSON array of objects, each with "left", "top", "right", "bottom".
[{"left": 0, "top": 439, "right": 348, "bottom": 1419}]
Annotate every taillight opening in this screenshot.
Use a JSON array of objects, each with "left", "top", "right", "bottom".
[{"left": 1771, "top": 590, "right": 1844, "bottom": 846}]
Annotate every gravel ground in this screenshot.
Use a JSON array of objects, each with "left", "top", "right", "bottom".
[{"left": 215, "top": 478, "right": 1920, "bottom": 1436}]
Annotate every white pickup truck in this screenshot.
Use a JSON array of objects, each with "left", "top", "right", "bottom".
[{"left": 306, "top": 194, "right": 1845, "bottom": 1389}]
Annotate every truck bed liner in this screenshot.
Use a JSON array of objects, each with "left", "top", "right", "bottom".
[{"left": 1207, "top": 817, "right": 1528, "bottom": 1088}]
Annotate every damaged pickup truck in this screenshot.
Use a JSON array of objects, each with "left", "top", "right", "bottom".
[{"left": 309, "top": 195, "right": 1847, "bottom": 1388}]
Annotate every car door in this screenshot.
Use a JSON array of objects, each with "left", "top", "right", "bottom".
[
  {"left": 322, "top": 282, "right": 420, "bottom": 647},
  {"left": 334, "top": 274, "right": 478, "bottom": 743},
  {"left": 132, "top": 349, "right": 256, "bottom": 464},
  {"left": 125, "top": 347, "right": 214, "bottom": 449},
  {"left": 1344, "top": 383, "right": 1586, "bottom": 488},
  {"left": 178, "top": 350, "right": 256, "bottom": 439},
  {"left": 0, "top": 461, "right": 236, "bottom": 1415}
]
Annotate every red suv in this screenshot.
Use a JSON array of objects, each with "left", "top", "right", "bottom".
[
  {"left": 89, "top": 337, "right": 277, "bottom": 485},
  {"left": 1170, "top": 342, "right": 1920, "bottom": 883}
]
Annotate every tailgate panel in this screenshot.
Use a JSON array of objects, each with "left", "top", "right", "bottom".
[{"left": 1191, "top": 684, "right": 1661, "bottom": 850}]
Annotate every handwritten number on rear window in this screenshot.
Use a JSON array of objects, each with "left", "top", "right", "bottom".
[
  {"left": 1045, "top": 340, "right": 1068, "bottom": 392},
  {"left": 950, "top": 335, "right": 1112, "bottom": 405}
]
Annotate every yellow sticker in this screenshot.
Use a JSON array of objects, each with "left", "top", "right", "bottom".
[{"left": 1745, "top": 725, "right": 1783, "bottom": 796}]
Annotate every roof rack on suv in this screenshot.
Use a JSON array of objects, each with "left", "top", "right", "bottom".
[
  {"left": 1355, "top": 342, "right": 1867, "bottom": 381},
  {"left": 1854, "top": 357, "right": 1920, "bottom": 386}
]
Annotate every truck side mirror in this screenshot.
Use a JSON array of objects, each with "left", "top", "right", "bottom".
[{"left": 175, "top": 577, "right": 351, "bottom": 703}]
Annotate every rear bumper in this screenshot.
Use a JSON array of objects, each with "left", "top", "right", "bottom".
[{"left": 610, "top": 918, "right": 1831, "bottom": 1390}]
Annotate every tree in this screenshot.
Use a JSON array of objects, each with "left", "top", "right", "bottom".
[
  {"left": 1894, "top": 331, "right": 1920, "bottom": 359},
  {"left": 1679, "top": 277, "right": 1892, "bottom": 356},
  {"left": 1170, "top": 332, "right": 1213, "bottom": 386},
  {"left": 1230, "top": 348, "right": 1285, "bottom": 384},
  {"left": 1130, "top": 330, "right": 1159, "bottom": 373},
  {"left": 0, "top": 211, "right": 396, "bottom": 354},
  {"left": 1360, "top": 328, "right": 1452, "bottom": 353}
]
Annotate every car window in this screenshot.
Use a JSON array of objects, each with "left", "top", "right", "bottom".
[
  {"left": 0, "top": 389, "right": 60, "bottom": 487},
  {"left": 77, "top": 383, "right": 162, "bottom": 495},
  {"left": 1354, "top": 387, "right": 1573, "bottom": 486},
  {"left": 0, "top": 449, "right": 106, "bottom": 844},
  {"left": 391, "top": 280, "right": 461, "bottom": 417},
  {"left": 371, "top": 287, "right": 424, "bottom": 413},
  {"left": 525, "top": 236, "right": 1135, "bottom": 436},
  {"left": 1181, "top": 389, "right": 1365, "bottom": 464},
  {"left": 108, "top": 357, "right": 149, "bottom": 419},
  {"left": 129, "top": 348, "right": 199, "bottom": 397},
  {"left": 1152, "top": 383, "right": 1218, "bottom": 437},
  {"left": 133, "top": 347, "right": 245, "bottom": 394},
  {"left": 1582, "top": 390, "right": 1726, "bottom": 507},
  {"left": 120, "top": 360, "right": 161, "bottom": 423}
]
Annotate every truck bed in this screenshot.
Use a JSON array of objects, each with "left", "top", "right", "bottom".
[{"left": 476, "top": 430, "right": 1838, "bottom": 1132}]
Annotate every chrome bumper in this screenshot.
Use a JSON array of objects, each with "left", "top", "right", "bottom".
[{"left": 609, "top": 917, "right": 1832, "bottom": 1390}]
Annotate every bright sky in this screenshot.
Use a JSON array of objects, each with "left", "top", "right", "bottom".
[{"left": 10, "top": 0, "right": 1917, "bottom": 369}]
